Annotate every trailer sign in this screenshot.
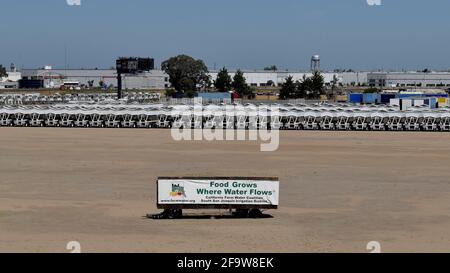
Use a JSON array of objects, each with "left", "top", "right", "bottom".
[{"left": 157, "top": 177, "right": 279, "bottom": 209}]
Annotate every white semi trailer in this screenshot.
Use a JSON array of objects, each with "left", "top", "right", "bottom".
[{"left": 150, "top": 177, "right": 279, "bottom": 219}]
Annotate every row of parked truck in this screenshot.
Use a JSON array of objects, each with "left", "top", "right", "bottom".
[{"left": 1, "top": 107, "right": 449, "bottom": 131}]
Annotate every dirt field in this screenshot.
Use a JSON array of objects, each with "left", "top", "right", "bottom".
[{"left": 1, "top": 128, "right": 450, "bottom": 253}]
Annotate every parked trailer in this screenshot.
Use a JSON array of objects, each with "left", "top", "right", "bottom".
[
  {"left": 441, "top": 112, "right": 450, "bottom": 131},
  {"left": 319, "top": 110, "right": 337, "bottom": 130},
  {"left": 45, "top": 113, "right": 59, "bottom": 127},
  {"left": 151, "top": 177, "right": 279, "bottom": 219},
  {"left": 303, "top": 110, "right": 321, "bottom": 130},
  {"left": 1, "top": 103, "right": 450, "bottom": 132},
  {"left": 352, "top": 112, "right": 371, "bottom": 130},
  {"left": 405, "top": 111, "right": 423, "bottom": 131},
  {"left": 422, "top": 112, "right": 440, "bottom": 131},
  {"left": 370, "top": 111, "right": 388, "bottom": 131},
  {"left": 0, "top": 113, "right": 13, "bottom": 126},
  {"left": 387, "top": 111, "right": 405, "bottom": 131}
]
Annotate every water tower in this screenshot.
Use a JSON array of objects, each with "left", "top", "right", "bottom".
[{"left": 311, "top": 55, "right": 320, "bottom": 72}]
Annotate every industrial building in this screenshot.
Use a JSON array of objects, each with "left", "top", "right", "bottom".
[
  {"left": 18, "top": 68, "right": 362, "bottom": 89},
  {"left": 368, "top": 72, "right": 450, "bottom": 88},
  {"left": 208, "top": 70, "right": 368, "bottom": 87},
  {"left": 20, "top": 68, "right": 169, "bottom": 90},
  {"left": 7, "top": 66, "right": 450, "bottom": 92},
  {"left": 0, "top": 70, "right": 22, "bottom": 89},
  {"left": 15, "top": 68, "right": 450, "bottom": 90}
]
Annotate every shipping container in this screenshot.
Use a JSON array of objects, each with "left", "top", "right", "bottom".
[
  {"left": 255, "top": 95, "right": 278, "bottom": 101},
  {"left": 363, "top": 93, "right": 378, "bottom": 104},
  {"left": 423, "top": 93, "right": 448, "bottom": 98},
  {"left": 438, "top": 97, "right": 447, "bottom": 104},
  {"left": 400, "top": 99, "right": 413, "bottom": 110},
  {"left": 413, "top": 99, "right": 425, "bottom": 106},
  {"left": 429, "top": 98, "right": 437, "bottom": 109},
  {"left": 348, "top": 93, "right": 363, "bottom": 104},
  {"left": 406, "top": 97, "right": 438, "bottom": 109},
  {"left": 379, "top": 93, "right": 397, "bottom": 104},
  {"left": 335, "top": 95, "right": 348, "bottom": 102},
  {"left": 390, "top": 98, "right": 400, "bottom": 107},
  {"left": 399, "top": 93, "right": 423, "bottom": 99},
  {"left": 410, "top": 97, "right": 438, "bottom": 109}
]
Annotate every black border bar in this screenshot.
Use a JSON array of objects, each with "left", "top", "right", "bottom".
[{"left": 3, "top": 253, "right": 448, "bottom": 273}]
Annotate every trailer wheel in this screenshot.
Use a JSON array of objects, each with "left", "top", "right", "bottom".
[
  {"left": 248, "top": 209, "right": 263, "bottom": 218},
  {"left": 149, "top": 209, "right": 183, "bottom": 219},
  {"left": 234, "top": 209, "right": 249, "bottom": 218},
  {"left": 169, "top": 209, "right": 183, "bottom": 219}
]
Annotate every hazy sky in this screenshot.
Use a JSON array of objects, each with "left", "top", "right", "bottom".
[{"left": 1, "top": 0, "right": 449, "bottom": 71}]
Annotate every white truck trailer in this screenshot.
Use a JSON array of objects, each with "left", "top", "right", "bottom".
[{"left": 150, "top": 177, "right": 279, "bottom": 219}]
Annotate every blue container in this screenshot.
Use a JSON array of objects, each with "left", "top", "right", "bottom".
[
  {"left": 429, "top": 98, "right": 437, "bottom": 108},
  {"left": 349, "top": 93, "right": 363, "bottom": 103},
  {"left": 424, "top": 93, "right": 448, "bottom": 98},
  {"left": 197, "top": 92, "right": 231, "bottom": 100},
  {"left": 363, "top": 93, "right": 378, "bottom": 104},
  {"left": 379, "top": 93, "right": 397, "bottom": 104},
  {"left": 399, "top": 93, "right": 423, "bottom": 99}
]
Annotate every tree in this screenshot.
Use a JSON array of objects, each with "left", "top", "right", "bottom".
[
  {"left": 161, "top": 55, "right": 209, "bottom": 93},
  {"left": 0, "top": 65, "right": 7, "bottom": 79},
  {"left": 232, "top": 69, "right": 254, "bottom": 98},
  {"left": 363, "top": 87, "right": 379, "bottom": 93},
  {"left": 311, "top": 71, "right": 325, "bottom": 95},
  {"left": 184, "top": 90, "right": 196, "bottom": 98},
  {"left": 214, "top": 67, "right": 232, "bottom": 92},
  {"left": 165, "top": 88, "right": 177, "bottom": 98},
  {"left": 264, "top": 65, "right": 278, "bottom": 71},
  {"left": 295, "top": 80, "right": 306, "bottom": 99},
  {"left": 279, "top": 76, "right": 297, "bottom": 100},
  {"left": 178, "top": 77, "right": 196, "bottom": 94},
  {"left": 301, "top": 71, "right": 324, "bottom": 99}
]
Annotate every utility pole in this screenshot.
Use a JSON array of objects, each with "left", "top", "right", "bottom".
[{"left": 117, "top": 72, "right": 122, "bottom": 99}]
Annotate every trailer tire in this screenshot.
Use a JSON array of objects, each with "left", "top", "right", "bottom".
[
  {"left": 169, "top": 209, "right": 183, "bottom": 219},
  {"left": 248, "top": 209, "right": 263, "bottom": 218},
  {"left": 234, "top": 209, "right": 249, "bottom": 218}
]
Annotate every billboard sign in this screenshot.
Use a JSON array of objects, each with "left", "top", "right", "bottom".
[
  {"left": 157, "top": 177, "right": 279, "bottom": 209},
  {"left": 116, "top": 57, "right": 154, "bottom": 74}
]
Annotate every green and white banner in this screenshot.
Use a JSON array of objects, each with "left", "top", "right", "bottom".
[{"left": 158, "top": 179, "right": 279, "bottom": 206}]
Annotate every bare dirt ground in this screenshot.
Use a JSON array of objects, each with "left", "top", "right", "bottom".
[{"left": 1, "top": 128, "right": 450, "bottom": 253}]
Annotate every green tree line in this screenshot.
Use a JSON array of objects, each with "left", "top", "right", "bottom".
[
  {"left": 279, "top": 71, "right": 325, "bottom": 100},
  {"left": 162, "top": 54, "right": 255, "bottom": 99}
]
